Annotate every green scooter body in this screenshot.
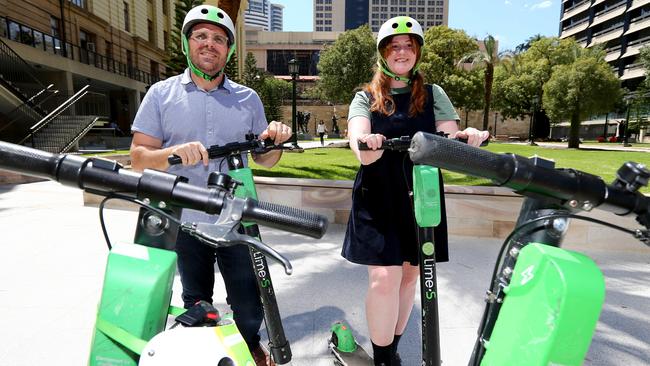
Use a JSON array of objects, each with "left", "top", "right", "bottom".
[
  {"left": 481, "top": 243, "right": 605, "bottom": 366},
  {"left": 89, "top": 244, "right": 177, "bottom": 365}
]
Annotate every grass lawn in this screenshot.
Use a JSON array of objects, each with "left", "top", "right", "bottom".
[{"left": 86, "top": 143, "right": 649, "bottom": 193}]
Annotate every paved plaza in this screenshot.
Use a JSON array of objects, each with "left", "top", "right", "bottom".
[{"left": 0, "top": 180, "right": 649, "bottom": 365}]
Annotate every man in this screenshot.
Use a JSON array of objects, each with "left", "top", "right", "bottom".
[{"left": 130, "top": 5, "right": 289, "bottom": 365}]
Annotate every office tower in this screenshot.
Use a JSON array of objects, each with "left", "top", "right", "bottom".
[
  {"left": 314, "top": 0, "right": 449, "bottom": 32},
  {"left": 559, "top": 0, "right": 649, "bottom": 87}
]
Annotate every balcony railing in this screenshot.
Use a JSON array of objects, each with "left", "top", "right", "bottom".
[
  {"left": 592, "top": 22, "right": 624, "bottom": 37},
  {"left": 0, "top": 16, "right": 162, "bottom": 86},
  {"left": 563, "top": 17, "right": 590, "bottom": 31},
  {"left": 594, "top": 0, "right": 627, "bottom": 17}
]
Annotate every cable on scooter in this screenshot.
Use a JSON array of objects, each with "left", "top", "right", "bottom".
[{"left": 96, "top": 192, "right": 183, "bottom": 250}]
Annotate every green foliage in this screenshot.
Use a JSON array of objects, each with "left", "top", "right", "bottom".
[
  {"left": 419, "top": 26, "right": 478, "bottom": 86},
  {"left": 458, "top": 34, "right": 509, "bottom": 130},
  {"left": 224, "top": 51, "right": 240, "bottom": 83},
  {"left": 543, "top": 48, "right": 622, "bottom": 147},
  {"left": 164, "top": 0, "right": 205, "bottom": 77},
  {"left": 639, "top": 45, "right": 650, "bottom": 89},
  {"left": 242, "top": 52, "right": 264, "bottom": 90},
  {"left": 493, "top": 37, "right": 585, "bottom": 121},
  {"left": 239, "top": 52, "right": 290, "bottom": 122},
  {"left": 418, "top": 27, "right": 483, "bottom": 117},
  {"left": 317, "top": 25, "right": 376, "bottom": 103},
  {"left": 259, "top": 78, "right": 291, "bottom": 121}
]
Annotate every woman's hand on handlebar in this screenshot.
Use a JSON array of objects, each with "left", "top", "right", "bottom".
[
  {"left": 259, "top": 121, "right": 292, "bottom": 145},
  {"left": 356, "top": 133, "right": 386, "bottom": 165},
  {"left": 453, "top": 127, "right": 490, "bottom": 147},
  {"left": 171, "top": 141, "right": 209, "bottom": 167}
]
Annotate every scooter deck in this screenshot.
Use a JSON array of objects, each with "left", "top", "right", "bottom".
[{"left": 329, "top": 340, "right": 372, "bottom": 366}]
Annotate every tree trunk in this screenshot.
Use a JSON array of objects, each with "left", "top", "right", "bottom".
[
  {"left": 568, "top": 110, "right": 581, "bottom": 148},
  {"left": 482, "top": 64, "right": 494, "bottom": 131}
]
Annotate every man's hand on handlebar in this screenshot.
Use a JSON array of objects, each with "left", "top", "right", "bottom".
[
  {"left": 170, "top": 141, "right": 210, "bottom": 167},
  {"left": 259, "top": 121, "right": 292, "bottom": 145}
]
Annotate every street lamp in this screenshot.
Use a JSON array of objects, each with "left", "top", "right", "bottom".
[
  {"left": 288, "top": 58, "right": 300, "bottom": 148},
  {"left": 528, "top": 95, "right": 539, "bottom": 146},
  {"left": 493, "top": 112, "right": 499, "bottom": 137}
]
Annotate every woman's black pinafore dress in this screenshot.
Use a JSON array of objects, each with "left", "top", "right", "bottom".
[{"left": 342, "top": 85, "right": 449, "bottom": 266}]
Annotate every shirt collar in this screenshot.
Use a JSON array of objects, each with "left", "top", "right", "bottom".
[{"left": 181, "top": 68, "right": 233, "bottom": 94}]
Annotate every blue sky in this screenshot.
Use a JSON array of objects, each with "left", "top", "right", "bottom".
[{"left": 273, "top": 0, "right": 562, "bottom": 52}]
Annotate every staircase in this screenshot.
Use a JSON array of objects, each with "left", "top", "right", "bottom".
[{"left": 0, "top": 38, "right": 108, "bottom": 153}]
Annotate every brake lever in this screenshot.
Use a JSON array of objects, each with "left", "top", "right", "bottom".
[{"left": 187, "top": 222, "right": 293, "bottom": 275}]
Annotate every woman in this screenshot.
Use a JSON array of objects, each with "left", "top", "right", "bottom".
[{"left": 342, "top": 16, "right": 488, "bottom": 366}]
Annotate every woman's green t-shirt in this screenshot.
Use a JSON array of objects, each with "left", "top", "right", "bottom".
[{"left": 347, "top": 84, "right": 460, "bottom": 123}]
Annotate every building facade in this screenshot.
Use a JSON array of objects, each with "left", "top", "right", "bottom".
[
  {"left": 245, "top": 0, "right": 283, "bottom": 31},
  {"left": 559, "top": 0, "right": 650, "bottom": 88},
  {"left": 314, "top": 0, "right": 449, "bottom": 32},
  {"left": 270, "top": 3, "right": 284, "bottom": 31},
  {"left": 0, "top": 0, "right": 249, "bottom": 142}
]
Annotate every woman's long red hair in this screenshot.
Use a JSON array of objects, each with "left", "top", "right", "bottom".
[{"left": 365, "top": 35, "right": 426, "bottom": 117}]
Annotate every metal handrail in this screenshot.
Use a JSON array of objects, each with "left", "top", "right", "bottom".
[
  {"left": 0, "top": 37, "right": 46, "bottom": 89},
  {"left": 25, "top": 85, "right": 90, "bottom": 141}
]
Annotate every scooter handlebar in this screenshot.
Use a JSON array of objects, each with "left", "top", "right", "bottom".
[{"left": 0, "top": 141, "right": 328, "bottom": 238}]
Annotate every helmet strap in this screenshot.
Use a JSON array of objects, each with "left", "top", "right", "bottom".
[
  {"left": 378, "top": 58, "right": 420, "bottom": 85},
  {"left": 182, "top": 35, "right": 236, "bottom": 81}
]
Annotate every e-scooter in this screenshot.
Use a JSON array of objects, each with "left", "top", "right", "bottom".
[
  {"left": 0, "top": 140, "right": 328, "bottom": 366},
  {"left": 407, "top": 131, "right": 649, "bottom": 365},
  {"left": 329, "top": 135, "right": 486, "bottom": 366}
]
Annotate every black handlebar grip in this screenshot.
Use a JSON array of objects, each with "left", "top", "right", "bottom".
[
  {"left": 409, "top": 131, "right": 515, "bottom": 185},
  {"left": 0, "top": 141, "right": 62, "bottom": 180},
  {"left": 243, "top": 200, "right": 329, "bottom": 239},
  {"left": 168, "top": 154, "right": 182, "bottom": 165}
]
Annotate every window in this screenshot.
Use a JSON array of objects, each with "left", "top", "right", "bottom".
[
  {"left": 147, "top": 19, "right": 155, "bottom": 43},
  {"left": 150, "top": 60, "right": 159, "bottom": 79},
  {"left": 70, "top": 0, "right": 85, "bottom": 8},
  {"left": 163, "top": 31, "right": 168, "bottom": 50},
  {"left": 162, "top": 0, "right": 169, "bottom": 16},
  {"left": 0, "top": 18, "right": 7, "bottom": 38},
  {"left": 124, "top": 2, "right": 130, "bottom": 32},
  {"left": 50, "top": 16, "right": 61, "bottom": 37},
  {"left": 105, "top": 41, "right": 113, "bottom": 59}
]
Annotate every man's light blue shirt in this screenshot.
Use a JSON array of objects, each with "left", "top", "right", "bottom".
[{"left": 132, "top": 68, "right": 268, "bottom": 223}]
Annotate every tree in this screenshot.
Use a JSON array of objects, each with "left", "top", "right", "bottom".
[
  {"left": 638, "top": 45, "right": 650, "bottom": 89},
  {"left": 419, "top": 26, "right": 478, "bottom": 88},
  {"left": 259, "top": 78, "right": 291, "bottom": 121},
  {"left": 493, "top": 37, "right": 583, "bottom": 138},
  {"left": 418, "top": 26, "right": 482, "bottom": 122},
  {"left": 223, "top": 51, "right": 240, "bottom": 83},
  {"left": 317, "top": 24, "right": 376, "bottom": 103},
  {"left": 164, "top": 0, "right": 205, "bottom": 77},
  {"left": 514, "top": 34, "right": 544, "bottom": 54},
  {"left": 444, "top": 68, "right": 484, "bottom": 128},
  {"left": 459, "top": 35, "right": 511, "bottom": 131},
  {"left": 242, "top": 52, "right": 263, "bottom": 91},
  {"left": 543, "top": 49, "right": 622, "bottom": 148}
]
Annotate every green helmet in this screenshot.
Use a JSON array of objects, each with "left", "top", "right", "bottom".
[
  {"left": 181, "top": 5, "right": 236, "bottom": 81},
  {"left": 376, "top": 16, "right": 424, "bottom": 84}
]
